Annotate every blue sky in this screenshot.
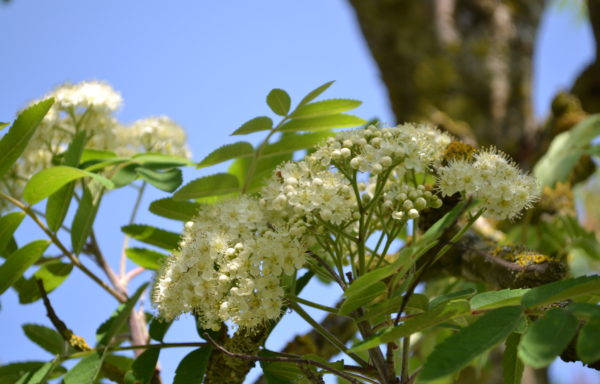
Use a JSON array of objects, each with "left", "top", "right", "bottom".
[{"left": 0, "top": 1, "right": 596, "bottom": 383}]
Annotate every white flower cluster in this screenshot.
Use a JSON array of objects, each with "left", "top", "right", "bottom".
[
  {"left": 382, "top": 184, "right": 443, "bottom": 221},
  {"left": 118, "top": 116, "right": 192, "bottom": 159},
  {"left": 153, "top": 196, "right": 305, "bottom": 330},
  {"left": 437, "top": 149, "right": 540, "bottom": 220}
]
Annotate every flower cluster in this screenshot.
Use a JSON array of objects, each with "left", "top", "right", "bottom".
[
  {"left": 153, "top": 196, "right": 305, "bottom": 330},
  {"left": 437, "top": 148, "right": 540, "bottom": 220},
  {"left": 118, "top": 116, "right": 191, "bottom": 159}
]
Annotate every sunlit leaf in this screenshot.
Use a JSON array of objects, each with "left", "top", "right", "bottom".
[
  {"left": 0, "top": 240, "right": 50, "bottom": 295},
  {"left": 521, "top": 275, "right": 600, "bottom": 308},
  {"left": 470, "top": 288, "right": 529, "bottom": 310},
  {"left": 266, "top": 88, "right": 291, "bottom": 116},
  {"left": 231, "top": 116, "right": 273, "bottom": 136},
  {"left": 298, "top": 81, "right": 335, "bottom": 107},
  {"left": 293, "top": 99, "right": 361, "bottom": 119},
  {"left": 0, "top": 212, "right": 25, "bottom": 255},
  {"left": 173, "top": 173, "right": 239, "bottom": 200},
  {"left": 121, "top": 225, "right": 180, "bottom": 250},
  {"left": 125, "top": 248, "right": 167, "bottom": 270},
  {"left": 280, "top": 114, "right": 366, "bottom": 132},
  {"left": 197, "top": 142, "right": 254, "bottom": 168}
]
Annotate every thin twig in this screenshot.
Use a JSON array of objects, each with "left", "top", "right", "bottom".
[
  {"left": 123, "top": 266, "right": 146, "bottom": 285},
  {"left": 306, "top": 250, "right": 347, "bottom": 290},
  {"left": 203, "top": 333, "right": 366, "bottom": 384}
]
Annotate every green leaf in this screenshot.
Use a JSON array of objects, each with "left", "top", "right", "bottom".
[
  {"left": 24, "top": 166, "right": 113, "bottom": 205},
  {"left": 132, "top": 153, "right": 192, "bottom": 167},
  {"left": 577, "top": 315, "right": 600, "bottom": 363},
  {"left": 231, "top": 116, "right": 273, "bottom": 136},
  {"left": 173, "top": 173, "right": 239, "bottom": 200},
  {"left": 259, "top": 350, "right": 306, "bottom": 384},
  {"left": 0, "top": 122, "right": 9, "bottom": 131},
  {"left": 0, "top": 212, "right": 25, "bottom": 254},
  {"left": 0, "top": 240, "right": 50, "bottom": 295},
  {"left": 534, "top": 114, "right": 600, "bottom": 186},
  {"left": 125, "top": 248, "right": 167, "bottom": 270},
  {"left": 419, "top": 306, "right": 523, "bottom": 381},
  {"left": 522, "top": 275, "right": 600, "bottom": 308},
  {"left": 63, "top": 352, "right": 103, "bottom": 384},
  {"left": 15, "top": 357, "right": 62, "bottom": 384},
  {"left": 470, "top": 288, "right": 529, "bottom": 310},
  {"left": 0, "top": 98, "right": 54, "bottom": 179},
  {"left": 280, "top": 114, "right": 366, "bottom": 132},
  {"left": 125, "top": 349, "right": 159, "bottom": 384},
  {"left": 338, "top": 281, "right": 386, "bottom": 316},
  {"left": 173, "top": 347, "right": 211, "bottom": 384},
  {"left": 121, "top": 225, "right": 180, "bottom": 250},
  {"left": 503, "top": 333, "right": 524, "bottom": 384},
  {"left": 149, "top": 317, "right": 172, "bottom": 342},
  {"left": 197, "top": 142, "right": 254, "bottom": 168},
  {"left": 80, "top": 148, "right": 118, "bottom": 163},
  {"left": 111, "top": 163, "right": 139, "bottom": 188},
  {"left": 70, "top": 185, "right": 103, "bottom": 255},
  {"left": 136, "top": 167, "right": 182, "bottom": 192},
  {"left": 22, "top": 324, "right": 65, "bottom": 355},
  {"left": 45, "top": 184, "right": 75, "bottom": 232},
  {"left": 350, "top": 300, "right": 471, "bottom": 353},
  {"left": 567, "top": 302, "right": 600, "bottom": 319},
  {"left": 344, "top": 266, "right": 394, "bottom": 298},
  {"left": 266, "top": 88, "right": 291, "bottom": 116},
  {"left": 262, "top": 131, "right": 335, "bottom": 159},
  {"left": 358, "top": 294, "right": 429, "bottom": 323},
  {"left": 98, "top": 283, "right": 149, "bottom": 348},
  {"left": 298, "top": 81, "right": 335, "bottom": 107},
  {"left": 149, "top": 198, "right": 200, "bottom": 222},
  {"left": 429, "top": 288, "right": 476, "bottom": 308},
  {"left": 15, "top": 261, "right": 73, "bottom": 304},
  {"left": 293, "top": 99, "right": 362, "bottom": 119},
  {"left": 0, "top": 361, "right": 65, "bottom": 384},
  {"left": 518, "top": 308, "right": 578, "bottom": 368}
]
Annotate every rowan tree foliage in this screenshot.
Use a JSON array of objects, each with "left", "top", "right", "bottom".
[{"left": 0, "top": 1, "right": 599, "bottom": 384}]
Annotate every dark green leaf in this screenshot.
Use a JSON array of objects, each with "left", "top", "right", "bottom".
[
  {"left": 503, "top": 333, "right": 524, "bottom": 384},
  {"left": 149, "top": 317, "right": 172, "bottom": 342},
  {"left": 298, "top": 81, "right": 335, "bottom": 107},
  {"left": 350, "top": 300, "right": 471, "bottom": 353},
  {"left": 14, "top": 357, "right": 62, "bottom": 384},
  {"left": 470, "top": 288, "right": 529, "bottom": 310},
  {"left": 15, "top": 261, "right": 73, "bottom": 304},
  {"left": 344, "top": 266, "right": 394, "bottom": 298},
  {"left": 197, "top": 142, "right": 254, "bottom": 168},
  {"left": 136, "top": 167, "right": 183, "bottom": 193},
  {"left": 63, "top": 352, "right": 103, "bottom": 384},
  {"left": 0, "top": 240, "right": 50, "bottom": 295},
  {"left": 70, "top": 185, "right": 103, "bottom": 255},
  {"left": 125, "top": 348, "right": 159, "bottom": 384},
  {"left": 567, "top": 302, "right": 600, "bottom": 319},
  {"left": 0, "top": 212, "right": 25, "bottom": 254},
  {"left": 149, "top": 198, "right": 200, "bottom": 222},
  {"left": 121, "top": 225, "right": 179, "bottom": 250},
  {"left": 98, "top": 283, "right": 149, "bottom": 348},
  {"left": 125, "top": 248, "right": 167, "bottom": 270},
  {"left": 45, "top": 184, "right": 75, "bottom": 232},
  {"left": 173, "top": 173, "right": 239, "bottom": 201},
  {"left": 62, "top": 130, "right": 87, "bottom": 166},
  {"left": 577, "top": 316, "right": 600, "bottom": 363},
  {"left": 259, "top": 350, "right": 305, "bottom": 384},
  {"left": 0, "top": 361, "right": 64, "bottom": 384},
  {"left": 24, "top": 166, "right": 113, "bottom": 205},
  {"left": 293, "top": 99, "right": 362, "bottom": 119},
  {"left": 266, "top": 88, "right": 291, "bottom": 116},
  {"left": 173, "top": 347, "right": 211, "bottom": 384},
  {"left": 280, "top": 114, "right": 366, "bottom": 132},
  {"left": 262, "top": 131, "right": 335, "bottom": 159},
  {"left": 358, "top": 294, "right": 429, "bottom": 323},
  {"left": 111, "top": 163, "right": 139, "bottom": 188},
  {"left": 338, "top": 281, "right": 386, "bottom": 316},
  {"left": 518, "top": 308, "right": 578, "bottom": 368},
  {"left": 231, "top": 116, "right": 273, "bottom": 136},
  {"left": 522, "top": 275, "right": 600, "bottom": 308},
  {"left": 0, "top": 98, "right": 54, "bottom": 179},
  {"left": 419, "top": 306, "right": 523, "bottom": 381},
  {"left": 22, "top": 324, "right": 65, "bottom": 355}
]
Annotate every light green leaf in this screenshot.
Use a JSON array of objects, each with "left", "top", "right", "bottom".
[
  {"left": 298, "top": 81, "right": 335, "bottom": 107},
  {"left": 136, "top": 167, "right": 183, "bottom": 192},
  {"left": 293, "top": 99, "right": 362, "bottom": 119},
  {"left": 111, "top": 163, "right": 139, "bottom": 188},
  {"left": 132, "top": 153, "right": 192, "bottom": 167},
  {"left": 350, "top": 300, "right": 471, "bottom": 353},
  {"left": 80, "top": 148, "right": 118, "bottom": 163},
  {"left": 70, "top": 185, "right": 103, "bottom": 255},
  {"left": 577, "top": 316, "right": 600, "bottom": 363},
  {"left": 567, "top": 302, "right": 600, "bottom": 320},
  {"left": 338, "top": 281, "right": 386, "bottom": 316},
  {"left": 280, "top": 114, "right": 366, "bottom": 132},
  {"left": 534, "top": 114, "right": 600, "bottom": 186},
  {"left": 24, "top": 166, "right": 113, "bottom": 205},
  {"left": 0, "top": 212, "right": 26, "bottom": 254},
  {"left": 419, "top": 306, "right": 523, "bottom": 381},
  {"left": 15, "top": 261, "right": 73, "bottom": 304},
  {"left": 471, "top": 288, "right": 529, "bottom": 310},
  {"left": 63, "top": 352, "right": 103, "bottom": 384},
  {"left": 125, "top": 348, "right": 159, "bottom": 384},
  {"left": 173, "top": 347, "right": 211, "bottom": 384},
  {"left": 522, "top": 275, "right": 600, "bottom": 308},
  {"left": 149, "top": 198, "right": 200, "bottom": 222},
  {"left": 121, "top": 224, "right": 180, "bottom": 250},
  {"left": 429, "top": 288, "right": 476, "bottom": 308},
  {"left": 0, "top": 240, "right": 50, "bottom": 295},
  {"left": 358, "top": 294, "right": 429, "bottom": 323},
  {"left": 518, "top": 308, "right": 578, "bottom": 368},
  {"left": 125, "top": 248, "right": 167, "bottom": 270},
  {"left": 344, "top": 266, "right": 394, "bottom": 298},
  {"left": 173, "top": 173, "right": 239, "bottom": 200},
  {"left": 0, "top": 98, "right": 54, "bottom": 179},
  {"left": 197, "top": 142, "right": 254, "bottom": 168},
  {"left": 503, "top": 333, "right": 524, "bottom": 384},
  {"left": 0, "top": 122, "right": 9, "bottom": 130},
  {"left": 22, "top": 324, "right": 65, "bottom": 355},
  {"left": 262, "top": 131, "right": 335, "bottom": 159},
  {"left": 231, "top": 116, "right": 273, "bottom": 136},
  {"left": 266, "top": 88, "right": 291, "bottom": 116}
]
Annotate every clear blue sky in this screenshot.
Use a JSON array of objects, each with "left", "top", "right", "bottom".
[{"left": 0, "top": 1, "right": 596, "bottom": 383}]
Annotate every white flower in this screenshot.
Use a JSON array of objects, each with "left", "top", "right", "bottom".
[{"left": 118, "top": 116, "right": 192, "bottom": 159}]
